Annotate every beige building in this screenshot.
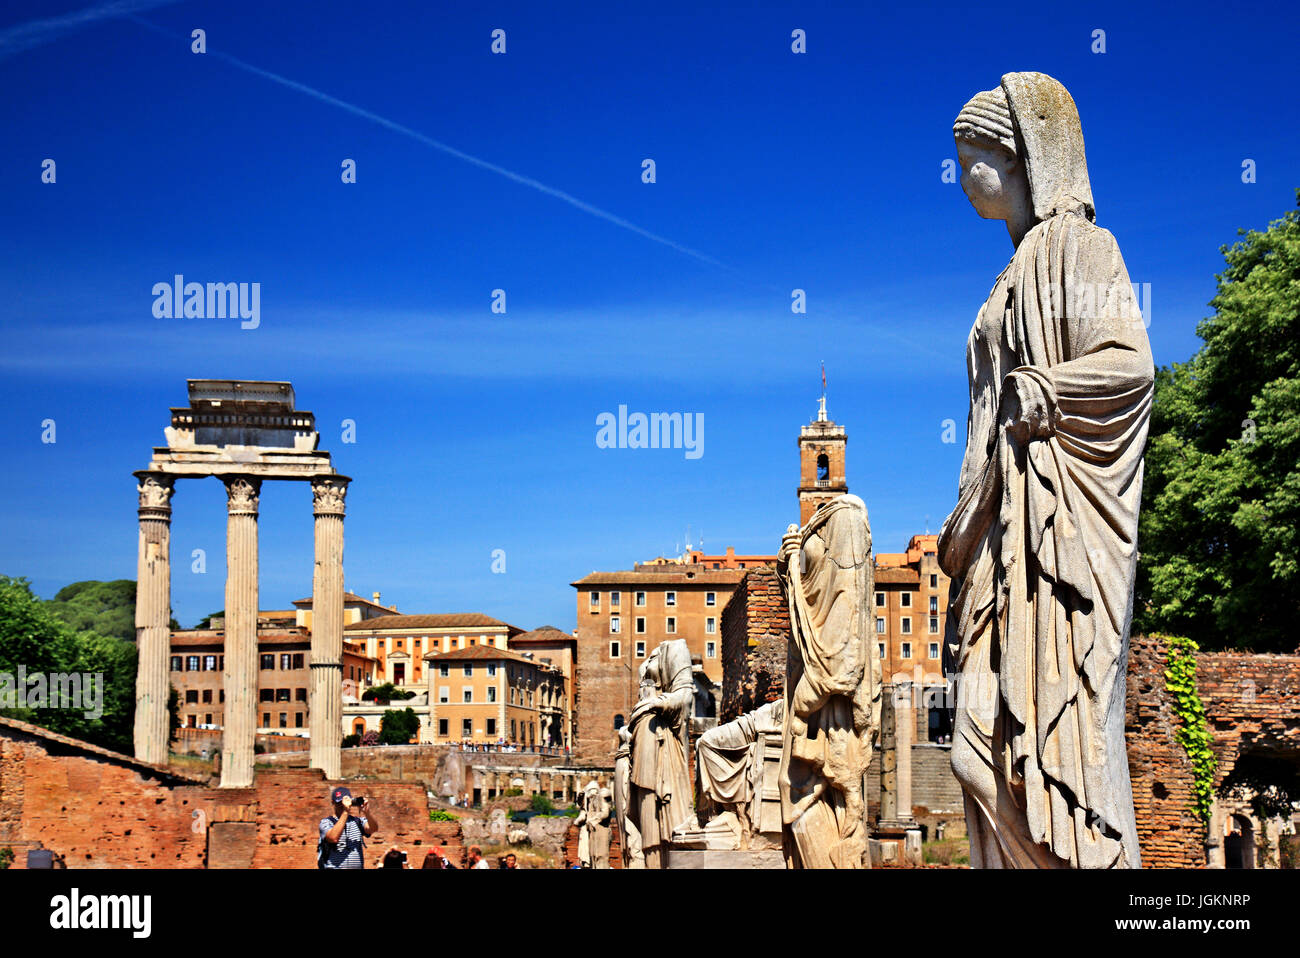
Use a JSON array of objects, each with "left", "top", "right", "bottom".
[
  {"left": 345, "top": 613, "right": 523, "bottom": 690},
  {"left": 509, "top": 626, "right": 578, "bottom": 750},
  {"left": 423, "top": 645, "right": 568, "bottom": 749}
]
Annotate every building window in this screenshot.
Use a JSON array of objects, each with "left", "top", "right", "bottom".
[
  {"left": 930, "top": 616, "right": 940, "bottom": 634},
  {"left": 462, "top": 718, "right": 472, "bottom": 737},
  {"left": 706, "top": 641, "right": 716, "bottom": 658},
  {"left": 279, "top": 713, "right": 287, "bottom": 728},
  {"left": 463, "top": 664, "right": 473, "bottom": 676},
  {"left": 201, "top": 689, "right": 212, "bottom": 704},
  {"left": 488, "top": 686, "right": 496, "bottom": 703},
  {"left": 929, "top": 642, "right": 940, "bottom": 659},
  {"left": 930, "top": 574, "right": 938, "bottom": 589},
  {"left": 901, "top": 643, "right": 912, "bottom": 659},
  {"left": 486, "top": 718, "right": 496, "bottom": 736},
  {"left": 635, "top": 617, "right": 646, "bottom": 634},
  {"left": 705, "top": 617, "right": 716, "bottom": 634},
  {"left": 219, "top": 690, "right": 225, "bottom": 703},
  {"left": 610, "top": 616, "right": 621, "bottom": 634},
  {"left": 280, "top": 653, "right": 292, "bottom": 670},
  {"left": 878, "top": 642, "right": 885, "bottom": 659},
  {"left": 929, "top": 596, "right": 938, "bottom": 614},
  {"left": 876, "top": 617, "right": 885, "bottom": 634},
  {"left": 276, "top": 688, "right": 290, "bottom": 702},
  {"left": 665, "top": 592, "right": 676, "bottom": 607},
  {"left": 260, "top": 689, "right": 273, "bottom": 702},
  {"left": 187, "top": 656, "right": 200, "bottom": 671},
  {"left": 259, "top": 654, "right": 274, "bottom": 670},
  {"left": 609, "top": 641, "right": 621, "bottom": 658},
  {"left": 295, "top": 713, "right": 304, "bottom": 728},
  {"left": 610, "top": 591, "right": 621, "bottom": 608},
  {"left": 665, "top": 617, "right": 676, "bottom": 634},
  {"left": 185, "top": 690, "right": 198, "bottom": 704},
  {"left": 438, "top": 718, "right": 448, "bottom": 736},
  {"left": 439, "top": 664, "right": 449, "bottom": 677},
  {"left": 204, "top": 655, "right": 217, "bottom": 671},
  {"left": 875, "top": 592, "right": 885, "bottom": 608},
  {"left": 204, "top": 714, "right": 212, "bottom": 726},
  {"left": 636, "top": 640, "right": 646, "bottom": 657},
  {"left": 439, "top": 687, "right": 449, "bottom": 703},
  {"left": 817, "top": 453, "right": 829, "bottom": 481},
  {"left": 901, "top": 593, "right": 911, "bottom": 608},
  {"left": 706, "top": 592, "right": 716, "bottom": 606},
  {"left": 635, "top": 591, "right": 646, "bottom": 607},
  {"left": 589, "top": 591, "right": 600, "bottom": 609},
  {"left": 170, "top": 656, "right": 182, "bottom": 672},
  {"left": 463, "top": 688, "right": 472, "bottom": 703},
  {"left": 296, "top": 688, "right": 307, "bottom": 701},
  {"left": 613, "top": 714, "right": 625, "bottom": 730},
  {"left": 262, "top": 713, "right": 270, "bottom": 727},
  {"left": 293, "top": 653, "right": 305, "bottom": 669},
  {"left": 901, "top": 617, "right": 912, "bottom": 635},
  {"left": 487, "top": 664, "right": 497, "bottom": 677},
  {"left": 219, "top": 655, "right": 224, "bottom": 670}
]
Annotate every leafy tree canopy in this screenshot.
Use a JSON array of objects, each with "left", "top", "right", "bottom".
[{"left": 1136, "top": 191, "right": 1300, "bottom": 652}]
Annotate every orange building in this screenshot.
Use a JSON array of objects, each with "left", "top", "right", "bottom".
[
  {"left": 873, "top": 533, "right": 952, "bottom": 741},
  {"left": 344, "top": 613, "right": 523, "bottom": 690},
  {"left": 423, "top": 645, "right": 568, "bottom": 748},
  {"left": 509, "top": 626, "right": 578, "bottom": 749}
]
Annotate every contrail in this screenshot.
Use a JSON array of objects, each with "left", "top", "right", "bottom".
[
  {"left": 0, "top": 0, "right": 182, "bottom": 61},
  {"left": 126, "top": 16, "right": 734, "bottom": 273}
]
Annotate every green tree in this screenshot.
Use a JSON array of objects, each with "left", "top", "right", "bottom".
[
  {"left": 1136, "top": 191, "right": 1300, "bottom": 652},
  {"left": 362, "top": 682, "right": 414, "bottom": 704},
  {"left": 378, "top": 707, "right": 420, "bottom": 745},
  {"left": 0, "top": 576, "right": 139, "bottom": 751}
]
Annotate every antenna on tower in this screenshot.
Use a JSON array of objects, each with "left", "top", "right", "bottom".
[{"left": 817, "top": 361, "right": 828, "bottom": 422}]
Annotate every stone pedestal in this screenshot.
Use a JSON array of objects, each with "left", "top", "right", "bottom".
[
  {"left": 309, "top": 477, "right": 348, "bottom": 780},
  {"left": 221, "top": 477, "right": 260, "bottom": 788},
  {"left": 132, "top": 473, "right": 175, "bottom": 765},
  {"left": 665, "top": 847, "right": 786, "bottom": 869}
]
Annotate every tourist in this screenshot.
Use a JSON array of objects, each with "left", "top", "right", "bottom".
[
  {"left": 380, "top": 848, "right": 407, "bottom": 869},
  {"left": 318, "top": 786, "right": 378, "bottom": 869},
  {"left": 422, "top": 846, "right": 456, "bottom": 869},
  {"left": 504, "top": 853, "right": 518, "bottom": 870},
  {"left": 467, "top": 845, "right": 490, "bottom": 869}
]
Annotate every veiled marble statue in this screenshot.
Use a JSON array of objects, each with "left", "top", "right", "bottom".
[
  {"left": 575, "top": 780, "right": 612, "bottom": 869},
  {"left": 627, "top": 639, "right": 698, "bottom": 868},
  {"left": 777, "top": 494, "right": 881, "bottom": 868},
  {"left": 940, "top": 72, "right": 1152, "bottom": 868},
  {"left": 695, "top": 697, "right": 784, "bottom": 849}
]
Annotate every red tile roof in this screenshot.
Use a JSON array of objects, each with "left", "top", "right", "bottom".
[
  {"left": 425, "top": 645, "right": 534, "bottom": 663},
  {"left": 344, "top": 613, "right": 522, "bottom": 633},
  {"left": 512, "top": 626, "right": 576, "bottom": 644},
  {"left": 571, "top": 569, "right": 745, "bottom": 587}
]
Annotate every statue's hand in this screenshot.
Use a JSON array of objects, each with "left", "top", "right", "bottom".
[
  {"left": 778, "top": 525, "right": 801, "bottom": 570},
  {"left": 1000, "top": 372, "right": 1055, "bottom": 443}
]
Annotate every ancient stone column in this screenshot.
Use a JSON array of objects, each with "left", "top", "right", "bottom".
[
  {"left": 309, "top": 476, "right": 348, "bottom": 779},
  {"left": 221, "top": 476, "right": 261, "bottom": 788},
  {"left": 880, "top": 684, "right": 899, "bottom": 822},
  {"left": 133, "top": 472, "right": 175, "bottom": 765},
  {"left": 895, "top": 680, "right": 914, "bottom": 819}
]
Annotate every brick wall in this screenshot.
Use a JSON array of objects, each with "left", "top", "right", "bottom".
[
  {"left": 0, "top": 717, "right": 463, "bottom": 869},
  {"left": 1124, "top": 635, "right": 1209, "bottom": 867},
  {"left": 1195, "top": 648, "right": 1300, "bottom": 790},
  {"left": 719, "top": 566, "right": 790, "bottom": 722}
]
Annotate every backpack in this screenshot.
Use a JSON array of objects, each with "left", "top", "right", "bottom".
[{"left": 318, "top": 815, "right": 365, "bottom": 869}]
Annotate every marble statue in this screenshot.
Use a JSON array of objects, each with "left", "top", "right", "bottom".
[
  {"left": 575, "top": 779, "right": 612, "bottom": 869},
  {"left": 695, "top": 697, "right": 785, "bottom": 849},
  {"left": 627, "top": 639, "right": 698, "bottom": 868},
  {"left": 941, "top": 71, "right": 1151, "bottom": 868},
  {"left": 777, "top": 494, "right": 881, "bottom": 868},
  {"left": 612, "top": 726, "right": 644, "bottom": 868}
]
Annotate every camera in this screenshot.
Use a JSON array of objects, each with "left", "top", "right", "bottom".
[{"left": 353, "top": 796, "right": 367, "bottom": 806}]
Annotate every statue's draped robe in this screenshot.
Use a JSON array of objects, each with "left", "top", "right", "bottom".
[
  {"left": 697, "top": 699, "right": 784, "bottom": 832},
  {"left": 779, "top": 495, "right": 880, "bottom": 868},
  {"left": 628, "top": 640, "right": 696, "bottom": 868},
  {"left": 939, "top": 209, "right": 1152, "bottom": 868},
  {"left": 613, "top": 729, "right": 644, "bottom": 868}
]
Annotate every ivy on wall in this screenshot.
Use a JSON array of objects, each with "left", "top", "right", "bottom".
[{"left": 1161, "top": 634, "right": 1218, "bottom": 823}]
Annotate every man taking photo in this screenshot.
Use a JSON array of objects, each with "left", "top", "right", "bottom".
[{"left": 319, "top": 786, "right": 379, "bottom": 869}]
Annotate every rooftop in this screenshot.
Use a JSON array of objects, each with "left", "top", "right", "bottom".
[
  {"left": 345, "top": 613, "right": 523, "bottom": 633},
  {"left": 425, "top": 645, "right": 548, "bottom": 665},
  {"left": 571, "top": 569, "right": 746, "bottom": 587},
  {"left": 511, "top": 626, "right": 576, "bottom": 644}
]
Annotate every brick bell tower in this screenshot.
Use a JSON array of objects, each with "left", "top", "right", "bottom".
[{"left": 797, "top": 372, "right": 848, "bottom": 525}]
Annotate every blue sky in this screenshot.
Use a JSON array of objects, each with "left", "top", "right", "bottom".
[{"left": 1, "top": 0, "right": 1296, "bottom": 631}]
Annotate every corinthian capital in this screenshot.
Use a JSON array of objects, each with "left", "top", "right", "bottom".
[
  {"left": 311, "top": 476, "right": 349, "bottom": 516},
  {"left": 136, "top": 473, "right": 176, "bottom": 518},
  {"left": 224, "top": 476, "right": 262, "bottom": 516}
]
